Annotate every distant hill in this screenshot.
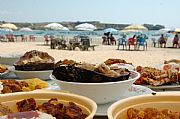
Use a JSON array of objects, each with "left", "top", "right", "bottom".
[{"left": 0, "top": 21, "right": 165, "bottom": 30}]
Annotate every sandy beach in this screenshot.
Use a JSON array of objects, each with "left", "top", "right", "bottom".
[{"left": 0, "top": 36, "right": 179, "bottom": 69}]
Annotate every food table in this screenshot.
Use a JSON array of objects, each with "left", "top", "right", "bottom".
[{"left": 1, "top": 70, "right": 180, "bottom": 119}]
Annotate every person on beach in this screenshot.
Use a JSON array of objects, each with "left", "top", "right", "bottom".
[
  {"left": 106, "top": 32, "right": 111, "bottom": 45},
  {"left": 172, "top": 34, "right": 179, "bottom": 48},
  {"left": 158, "top": 34, "right": 167, "bottom": 48},
  {"left": 44, "top": 35, "right": 49, "bottom": 45},
  {"left": 102, "top": 33, "right": 108, "bottom": 45},
  {"left": 21, "top": 34, "right": 26, "bottom": 42},
  {"left": 109, "top": 34, "right": 116, "bottom": 45}
]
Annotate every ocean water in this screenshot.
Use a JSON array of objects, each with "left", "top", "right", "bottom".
[{"left": 0, "top": 29, "right": 175, "bottom": 40}]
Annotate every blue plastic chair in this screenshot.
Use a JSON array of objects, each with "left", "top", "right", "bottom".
[
  {"left": 117, "top": 37, "right": 127, "bottom": 50},
  {"left": 137, "top": 37, "right": 147, "bottom": 50}
]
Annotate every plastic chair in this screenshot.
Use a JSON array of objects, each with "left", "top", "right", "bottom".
[
  {"left": 128, "top": 38, "right": 137, "bottom": 50},
  {"left": 117, "top": 37, "right": 127, "bottom": 50},
  {"left": 137, "top": 37, "right": 147, "bottom": 50}
]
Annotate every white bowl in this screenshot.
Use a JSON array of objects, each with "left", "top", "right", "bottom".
[
  {"left": 1, "top": 91, "right": 97, "bottom": 119},
  {"left": 0, "top": 54, "right": 21, "bottom": 65},
  {"left": 107, "top": 92, "right": 180, "bottom": 119},
  {"left": 50, "top": 71, "right": 140, "bottom": 104},
  {"left": 9, "top": 66, "right": 53, "bottom": 80}
]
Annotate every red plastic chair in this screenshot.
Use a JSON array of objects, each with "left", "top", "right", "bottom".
[{"left": 128, "top": 38, "right": 137, "bottom": 50}]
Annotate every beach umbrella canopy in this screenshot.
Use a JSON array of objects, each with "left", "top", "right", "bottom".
[
  {"left": 123, "top": 24, "right": 148, "bottom": 31},
  {"left": 168, "top": 28, "right": 180, "bottom": 34},
  {"left": 0, "top": 23, "right": 18, "bottom": 30},
  {"left": 45, "top": 23, "right": 64, "bottom": 30},
  {"left": 19, "top": 27, "right": 33, "bottom": 31},
  {"left": 104, "top": 28, "right": 118, "bottom": 34},
  {"left": 120, "top": 29, "right": 142, "bottom": 33},
  {"left": 158, "top": 28, "right": 171, "bottom": 33},
  {"left": 75, "top": 23, "right": 97, "bottom": 31},
  {"left": 62, "top": 27, "right": 69, "bottom": 31}
]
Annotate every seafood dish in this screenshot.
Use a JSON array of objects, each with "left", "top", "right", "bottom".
[
  {"left": 135, "top": 66, "right": 180, "bottom": 86},
  {"left": 127, "top": 108, "right": 180, "bottom": 119},
  {"left": 104, "top": 58, "right": 133, "bottom": 65},
  {"left": 0, "top": 78, "right": 48, "bottom": 94},
  {"left": 0, "top": 98, "right": 87, "bottom": 119},
  {"left": 163, "top": 59, "right": 180, "bottom": 72},
  {"left": 14, "top": 50, "right": 55, "bottom": 71},
  {"left": 53, "top": 59, "right": 130, "bottom": 83}
]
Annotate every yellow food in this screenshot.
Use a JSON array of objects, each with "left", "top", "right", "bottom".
[
  {"left": 24, "top": 78, "right": 49, "bottom": 90},
  {"left": 0, "top": 64, "right": 7, "bottom": 73}
]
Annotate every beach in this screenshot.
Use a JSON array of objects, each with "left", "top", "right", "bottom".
[{"left": 0, "top": 36, "right": 179, "bottom": 69}]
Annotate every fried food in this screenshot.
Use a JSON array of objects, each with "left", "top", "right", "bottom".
[
  {"left": 135, "top": 66, "right": 179, "bottom": 86},
  {"left": 0, "top": 80, "right": 29, "bottom": 93},
  {"left": 104, "top": 58, "right": 132, "bottom": 65},
  {"left": 0, "top": 78, "right": 48, "bottom": 94},
  {"left": 127, "top": 108, "right": 180, "bottom": 119},
  {"left": 17, "top": 98, "right": 87, "bottom": 119},
  {"left": 0, "top": 64, "right": 7, "bottom": 73}
]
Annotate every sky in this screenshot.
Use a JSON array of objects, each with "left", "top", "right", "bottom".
[{"left": 0, "top": 0, "right": 179, "bottom": 28}]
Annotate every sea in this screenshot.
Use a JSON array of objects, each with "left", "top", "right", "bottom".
[{"left": 0, "top": 29, "right": 175, "bottom": 40}]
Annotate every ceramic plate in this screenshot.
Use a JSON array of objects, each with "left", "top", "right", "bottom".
[
  {"left": 146, "top": 84, "right": 180, "bottom": 90},
  {"left": 96, "top": 84, "right": 154, "bottom": 116},
  {"left": 0, "top": 91, "right": 97, "bottom": 119},
  {"left": 9, "top": 66, "right": 52, "bottom": 80},
  {"left": 111, "top": 63, "right": 135, "bottom": 71}
]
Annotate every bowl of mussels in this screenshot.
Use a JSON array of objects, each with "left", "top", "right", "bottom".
[{"left": 50, "top": 59, "right": 140, "bottom": 104}]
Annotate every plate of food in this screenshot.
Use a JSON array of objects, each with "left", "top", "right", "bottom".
[
  {"left": 108, "top": 92, "right": 180, "bottom": 119},
  {"left": 9, "top": 66, "right": 53, "bottom": 80},
  {"left": 51, "top": 59, "right": 139, "bottom": 104},
  {"left": 0, "top": 78, "right": 49, "bottom": 94},
  {"left": 96, "top": 84, "right": 154, "bottom": 116},
  {"left": 0, "top": 91, "right": 97, "bottom": 119},
  {"left": 9, "top": 50, "right": 55, "bottom": 80},
  {"left": 134, "top": 66, "right": 180, "bottom": 90}
]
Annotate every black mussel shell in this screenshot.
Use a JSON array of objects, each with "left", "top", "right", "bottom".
[
  {"left": 14, "top": 63, "right": 54, "bottom": 71},
  {"left": 52, "top": 65, "right": 130, "bottom": 83}
]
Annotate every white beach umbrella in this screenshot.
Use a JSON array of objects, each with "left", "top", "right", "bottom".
[
  {"left": 168, "top": 28, "right": 180, "bottom": 34},
  {"left": 45, "top": 23, "right": 64, "bottom": 30},
  {"left": 104, "top": 28, "right": 118, "bottom": 34},
  {"left": 62, "top": 27, "right": 69, "bottom": 31},
  {"left": 158, "top": 28, "right": 171, "bottom": 33},
  {"left": 0, "top": 23, "right": 18, "bottom": 30},
  {"left": 123, "top": 24, "right": 148, "bottom": 31},
  {"left": 75, "top": 23, "right": 97, "bottom": 31},
  {"left": 19, "top": 27, "right": 33, "bottom": 32}
]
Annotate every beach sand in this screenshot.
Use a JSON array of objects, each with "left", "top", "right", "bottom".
[{"left": 0, "top": 36, "right": 179, "bottom": 69}]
